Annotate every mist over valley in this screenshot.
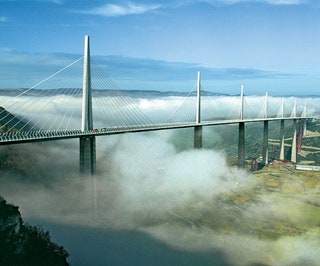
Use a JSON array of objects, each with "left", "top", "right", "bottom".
[{"left": 1, "top": 93, "right": 320, "bottom": 265}]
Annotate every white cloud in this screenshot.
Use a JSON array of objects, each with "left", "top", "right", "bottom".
[
  {"left": 198, "top": 0, "right": 307, "bottom": 5},
  {"left": 1, "top": 93, "right": 320, "bottom": 265},
  {"left": 1, "top": 120, "right": 320, "bottom": 265},
  {"left": 76, "top": 1, "right": 161, "bottom": 17},
  {"left": 37, "top": 0, "right": 63, "bottom": 3},
  {"left": 260, "top": 0, "right": 307, "bottom": 4},
  {"left": 0, "top": 16, "right": 8, "bottom": 22}
]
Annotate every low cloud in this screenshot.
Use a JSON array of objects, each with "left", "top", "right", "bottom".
[
  {"left": 1, "top": 94, "right": 318, "bottom": 132},
  {"left": 0, "top": 51, "right": 299, "bottom": 92},
  {"left": 1, "top": 94, "right": 320, "bottom": 265},
  {"left": 1, "top": 129, "right": 320, "bottom": 265},
  {"left": 262, "top": 0, "right": 307, "bottom": 4},
  {"left": 0, "top": 130, "right": 250, "bottom": 228}
]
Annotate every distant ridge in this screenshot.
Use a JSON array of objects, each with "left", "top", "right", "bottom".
[
  {"left": 0, "top": 88, "right": 229, "bottom": 98},
  {"left": 1, "top": 88, "right": 320, "bottom": 98},
  {"left": 0, "top": 106, "right": 33, "bottom": 132}
]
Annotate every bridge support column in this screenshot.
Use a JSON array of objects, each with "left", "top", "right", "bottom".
[
  {"left": 238, "top": 122, "right": 245, "bottom": 168},
  {"left": 80, "top": 35, "right": 96, "bottom": 175},
  {"left": 194, "top": 71, "right": 202, "bottom": 149},
  {"left": 80, "top": 136, "right": 96, "bottom": 175},
  {"left": 291, "top": 119, "right": 297, "bottom": 163},
  {"left": 279, "top": 120, "right": 285, "bottom": 161},
  {"left": 262, "top": 120, "right": 269, "bottom": 165},
  {"left": 194, "top": 126, "right": 202, "bottom": 149}
]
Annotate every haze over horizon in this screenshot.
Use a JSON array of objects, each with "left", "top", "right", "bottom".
[{"left": 1, "top": 0, "right": 320, "bottom": 95}]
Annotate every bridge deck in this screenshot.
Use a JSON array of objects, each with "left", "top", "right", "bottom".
[{"left": 0, "top": 117, "right": 311, "bottom": 145}]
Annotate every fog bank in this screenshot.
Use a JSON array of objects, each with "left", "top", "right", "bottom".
[{"left": 1, "top": 94, "right": 320, "bottom": 265}]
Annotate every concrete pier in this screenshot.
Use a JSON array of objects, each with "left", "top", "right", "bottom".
[
  {"left": 238, "top": 122, "right": 245, "bottom": 168},
  {"left": 291, "top": 119, "right": 297, "bottom": 163},
  {"left": 194, "top": 126, "right": 202, "bottom": 149},
  {"left": 262, "top": 120, "right": 269, "bottom": 165},
  {"left": 279, "top": 120, "right": 285, "bottom": 161},
  {"left": 194, "top": 71, "right": 202, "bottom": 149},
  {"left": 80, "top": 136, "right": 96, "bottom": 175}
]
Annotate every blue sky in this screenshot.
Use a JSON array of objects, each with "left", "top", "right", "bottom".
[{"left": 1, "top": 0, "right": 320, "bottom": 95}]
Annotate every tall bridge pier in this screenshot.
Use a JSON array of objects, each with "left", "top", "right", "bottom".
[
  {"left": 290, "top": 101, "right": 298, "bottom": 163},
  {"left": 80, "top": 35, "right": 96, "bottom": 175},
  {"left": 262, "top": 93, "right": 269, "bottom": 165},
  {"left": 279, "top": 119, "right": 285, "bottom": 161},
  {"left": 262, "top": 120, "right": 269, "bottom": 165},
  {"left": 291, "top": 119, "right": 297, "bottom": 163},
  {"left": 238, "top": 122, "right": 245, "bottom": 168},
  {"left": 279, "top": 98, "right": 285, "bottom": 161},
  {"left": 238, "top": 85, "right": 245, "bottom": 168},
  {"left": 194, "top": 71, "right": 202, "bottom": 149}
]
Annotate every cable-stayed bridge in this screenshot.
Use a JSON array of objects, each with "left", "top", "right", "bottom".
[{"left": 0, "top": 36, "right": 317, "bottom": 174}]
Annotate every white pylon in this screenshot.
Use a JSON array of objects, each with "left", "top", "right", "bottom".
[
  {"left": 81, "top": 35, "right": 93, "bottom": 132},
  {"left": 196, "top": 71, "right": 201, "bottom": 124},
  {"left": 264, "top": 92, "right": 268, "bottom": 119},
  {"left": 240, "top": 84, "right": 244, "bottom": 120}
]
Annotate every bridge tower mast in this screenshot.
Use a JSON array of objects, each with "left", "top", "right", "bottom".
[
  {"left": 302, "top": 101, "right": 307, "bottom": 137},
  {"left": 262, "top": 92, "right": 269, "bottom": 165},
  {"left": 279, "top": 97, "right": 285, "bottom": 161},
  {"left": 80, "top": 35, "right": 96, "bottom": 175},
  {"left": 238, "top": 85, "right": 245, "bottom": 168},
  {"left": 194, "top": 71, "right": 202, "bottom": 149}
]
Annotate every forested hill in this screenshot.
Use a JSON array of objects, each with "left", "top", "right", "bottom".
[
  {"left": 0, "top": 106, "right": 33, "bottom": 133},
  {"left": 0, "top": 195, "right": 69, "bottom": 265}
]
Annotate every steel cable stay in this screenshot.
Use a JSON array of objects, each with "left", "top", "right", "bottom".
[
  {"left": 26, "top": 89, "right": 69, "bottom": 132},
  {"left": 206, "top": 96, "right": 227, "bottom": 121},
  {"left": 4, "top": 92, "right": 53, "bottom": 132},
  {"left": 243, "top": 97, "right": 257, "bottom": 120},
  {"left": 64, "top": 98, "right": 80, "bottom": 131},
  {"left": 95, "top": 94, "right": 137, "bottom": 128},
  {"left": 49, "top": 89, "right": 81, "bottom": 131},
  {"left": 60, "top": 85, "right": 84, "bottom": 130},
  {"left": 0, "top": 91, "right": 47, "bottom": 131},
  {"left": 22, "top": 65, "right": 82, "bottom": 132},
  {"left": 40, "top": 73, "right": 83, "bottom": 131},
  {"left": 91, "top": 66, "right": 137, "bottom": 128},
  {"left": 1, "top": 57, "right": 84, "bottom": 133},
  {"left": 166, "top": 83, "right": 197, "bottom": 124},
  {"left": 90, "top": 60, "right": 154, "bottom": 127},
  {"left": 206, "top": 96, "right": 230, "bottom": 122},
  {"left": 42, "top": 58, "right": 83, "bottom": 131},
  {"left": 182, "top": 97, "right": 197, "bottom": 123},
  {"left": 198, "top": 84, "right": 214, "bottom": 122},
  {"left": 256, "top": 97, "right": 268, "bottom": 119},
  {"left": 224, "top": 96, "right": 240, "bottom": 120},
  {"left": 95, "top": 83, "right": 132, "bottom": 128},
  {"left": 93, "top": 87, "right": 133, "bottom": 128},
  {"left": 109, "top": 92, "right": 147, "bottom": 127},
  {"left": 276, "top": 98, "right": 284, "bottom": 119},
  {"left": 90, "top": 59, "right": 154, "bottom": 127},
  {"left": 0, "top": 57, "right": 84, "bottom": 114}
]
